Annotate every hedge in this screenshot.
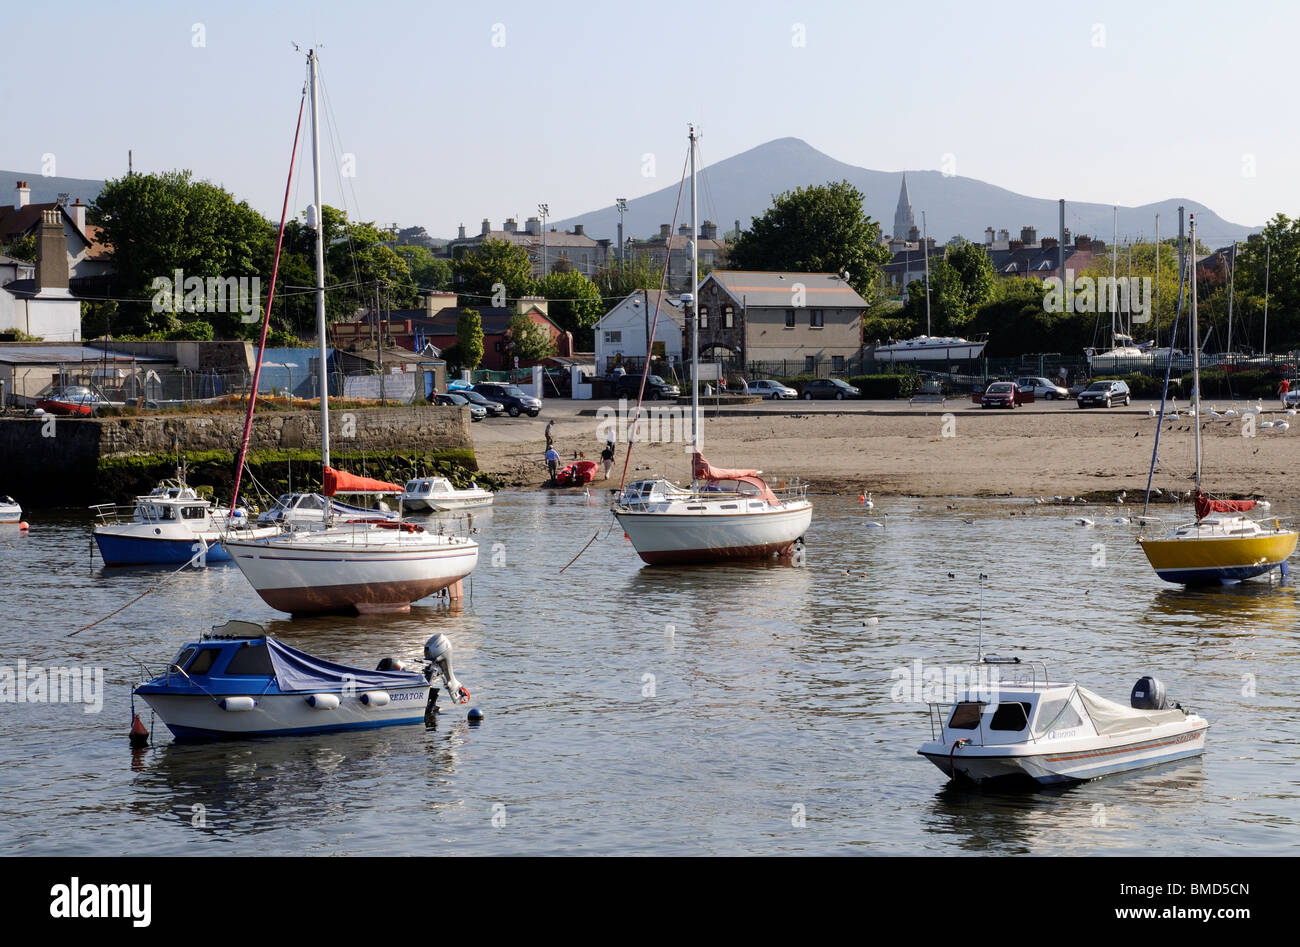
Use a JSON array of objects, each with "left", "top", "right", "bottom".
[{"left": 1178, "top": 369, "right": 1282, "bottom": 400}]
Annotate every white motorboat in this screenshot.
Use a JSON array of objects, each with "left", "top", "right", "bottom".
[
  {"left": 0, "top": 495, "right": 22, "bottom": 526},
  {"left": 873, "top": 335, "right": 986, "bottom": 362},
  {"left": 92, "top": 480, "right": 278, "bottom": 565},
  {"left": 133, "top": 620, "right": 470, "bottom": 739},
  {"left": 611, "top": 126, "right": 812, "bottom": 565},
  {"left": 1085, "top": 332, "right": 1156, "bottom": 371},
  {"left": 919, "top": 657, "right": 1208, "bottom": 786},
  {"left": 402, "top": 477, "right": 493, "bottom": 513}
]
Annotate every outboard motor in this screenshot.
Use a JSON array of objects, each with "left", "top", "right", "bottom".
[
  {"left": 1131, "top": 676, "right": 1168, "bottom": 710},
  {"left": 424, "top": 633, "right": 470, "bottom": 704},
  {"left": 376, "top": 657, "right": 406, "bottom": 672}
]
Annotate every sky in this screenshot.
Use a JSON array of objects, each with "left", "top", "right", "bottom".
[{"left": 2, "top": 0, "right": 1295, "bottom": 237}]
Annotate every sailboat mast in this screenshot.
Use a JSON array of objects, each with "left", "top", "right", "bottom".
[
  {"left": 1154, "top": 215, "right": 1160, "bottom": 347},
  {"left": 1191, "top": 216, "right": 1201, "bottom": 492},
  {"left": 309, "top": 50, "right": 330, "bottom": 467},
  {"left": 922, "top": 210, "right": 930, "bottom": 336},
  {"left": 1111, "top": 207, "right": 1118, "bottom": 342},
  {"left": 1226, "top": 241, "right": 1236, "bottom": 358},
  {"left": 689, "top": 125, "right": 699, "bottom": 451}
]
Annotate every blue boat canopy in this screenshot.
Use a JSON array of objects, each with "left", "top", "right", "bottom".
[{"left": 266, "top": 637, "right": 426, "bottom": 693}]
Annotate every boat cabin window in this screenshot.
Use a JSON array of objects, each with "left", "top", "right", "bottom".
[
  {"left": 1034, "top": 698, "right": 1083, "bottom": 733},
  {"left": 948, "top": 702, "right": 982, "bottom": 730},
  {"left": 181, "top": 506, "right": 207, "bottom": 520},
  {"left": 187, "top": 648, "right": 219, "bottom": 676},
  {"left": 223, "top": 643, "right": 273, "bottom": 676},
  {"left": 171, "top": 648, "right": 195, "bottom": 671},
  {"left": 989, "top": 701, "right": 1032, "bottom": 732}
]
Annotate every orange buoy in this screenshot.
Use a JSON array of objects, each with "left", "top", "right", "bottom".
[
  {"left": 19, "top": 521, "right": 29, "bottom": 531},
  {"left": 858, "top": 495, "right": 865, "bottom": 503},
  {"left": 129, "top": 713, "right": 149, "bottom": 749}
]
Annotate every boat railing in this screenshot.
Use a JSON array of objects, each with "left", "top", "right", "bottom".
[{"left": 90, "top": 502, "right": 143, "bottom": 526}]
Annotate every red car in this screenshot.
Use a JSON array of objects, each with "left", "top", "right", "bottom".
[{"left": 981, "top": 381, "right": 1018, "bottom": 408}]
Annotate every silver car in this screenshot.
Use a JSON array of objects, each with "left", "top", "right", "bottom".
[
  {"left": 749, "top": 379, "right": 797, "bottom": 400},
  {"left": 1015, "top": 376, "right": 1069, "bottom": 400}
]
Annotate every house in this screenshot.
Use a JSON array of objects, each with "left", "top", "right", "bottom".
[
  {"left": 627, "top": 221, "right": 728, "bottom": 290},
  {"left": 0, "top": 210, "right": 83, "bottom": 341},
  {"left": 0, "top": 181, "right": 112, "bottom": 288},
  {"left": 694, "top": 270, "right": 868, "bottom": 374},
  {"left": 446, "top": 218, "right": 611, "bottom": 278},
  {"left": 882, "top": 241, "right": 945, "bottom": 296},
  {"left": 593, "top": 290, "right": 684, "bottom": 375},
  {"left": 989, "top": 236, "right": 1098, "bottom": 282},
  {"left": 334, "top": 346, "right": 446, "bottom": 402},
  {"left": 0, "top": 342, "right": 173, "bottom": 407}
]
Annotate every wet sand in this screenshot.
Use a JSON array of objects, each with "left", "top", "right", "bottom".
[{"left": 472, "top": 399, "right": 1298, "bottom": 500}]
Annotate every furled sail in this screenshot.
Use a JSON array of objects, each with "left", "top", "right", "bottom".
[
  {"left": 321, "top": 466, "right": 402, "bottom": 496},
  {"left": 1194, "top": 491, "right": 1256, "bottom": 520}
]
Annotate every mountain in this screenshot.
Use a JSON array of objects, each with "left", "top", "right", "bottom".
[
  {"left": 0, "top": 171, "right": 104, "bottom": 208},
  {"left": 551, "top": 137, "right": 1257, "bottom": 250}
]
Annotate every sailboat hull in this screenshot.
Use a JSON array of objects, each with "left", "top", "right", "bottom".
[
  {"left": 1139, "top": 531, "right": 1298, "bottom": 584},
  {"left": 614, "top": 504, "right": 812, "bottom": 565},
  {"left": 223, "top": 535, "right": 478, "bottom": 614}
]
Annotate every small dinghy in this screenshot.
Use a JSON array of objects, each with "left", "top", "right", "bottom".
[
  {"left": 134, "top": 621, "right": 469, "bottom": 739},
  {"left": 0, "top": 495, "right": 23, "bottom": 526},
  {"left": 918, "top": 656, "right": 1208, "bottom": 786},
  {"left": 556, "top": 460, "right": 598, "bottom": 487}
]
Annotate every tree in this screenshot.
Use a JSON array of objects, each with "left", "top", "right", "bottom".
[
  {"left": 89, "top": 170, "right": 272, "bottom": 336},
  {"left": 456, "top": 308, "right": 484, "bottom": 370},
  {"left": 395, "top": 245, "right": 452, "bottom": 291},
  {"left": 727, "top": 180, "right": 891, "bottom": 295},
  {"left": 592, "top": 258, "right": 667, "bottom": 297},
  {"left": 946, "top": 243, "right": 996, "bottom": 312},
  {"left": 1, "top": 233, "right": 36, "bottom": 262},
  {"left": 506, "top": 313, "right": 556, "bottom": 362},
  {"left": 536, "top": 269, "right": 603, "bottom": 348},
  {"left": 452, "top": 239, "right": 536, "bottom": 304}
]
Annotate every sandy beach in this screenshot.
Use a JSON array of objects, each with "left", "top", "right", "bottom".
[{"left": 472, "top": 398, "right": 1299, "bottom": 500}]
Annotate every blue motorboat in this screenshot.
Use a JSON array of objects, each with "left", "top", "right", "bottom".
[{"left": 133, "top": 621, "right": 470, "bottom": 740}]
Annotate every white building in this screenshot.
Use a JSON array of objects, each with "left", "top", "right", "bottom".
[
  {"left": 0, "top": 210, "right": 81, "bottom": 341},
  {"left": 593, "top": 290, "right": 684, "bottom": 375}
]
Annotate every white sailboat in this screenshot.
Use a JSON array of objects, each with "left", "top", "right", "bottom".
[
  {"left": 612, "top": 126, "right": 812, "bottom": 564},
  {"left": 222, "top": 50, "right": 477, "bottom": 614}
]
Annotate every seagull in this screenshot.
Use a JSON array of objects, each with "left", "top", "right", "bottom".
[
  {"left": 1259, "top": 420, "right": 1276, "bottom": 429},
  {"left": 1077, "top": 517, "right": 1095, "bottom": 527},
  {"left": 1224, "top": 408, "right": 1238, "bottom": 418},
  {"left": 1147, "top": 407, "right": 1157, "bottom": 418}
]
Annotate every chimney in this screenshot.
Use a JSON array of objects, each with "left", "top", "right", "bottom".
[
  {"left": 69, "top": 198, "right": 86, "bottom": 232},
  {"left": 504, "top": 217, "right": 517, "bottom": 233},
  {"left": 525, "top": 216, "right": 541, "bottom": 236},
  {"left": 678, "top": 223, "right": 690, "bottom": 235},
  {"left": 573, "top": 223, "right": 584, "bottom": 236},
  {"left": 1021, "top": 226, "right": 1037, "bottom": 246},
  {"left": 734, "top": 219, "right": 740, "bottom": 241},
  {"left": 1075, "top": 235, "right": 1091, "bottom": 251},
  {"left": 36, "top": 209, "right": 68, "bottom": 293},
  {"left": 457, "top": 223, "right": 466, "bottom": 239},
  {"left": 15, "top": 180, "right": 30, "bottom": 211},
  {"left": 481, "top": 218, "right": 491, "bottom": 235},
  {"left": 998, "top": 229, "right": 1010, "bottom": 242},
  {"left": 660, "top": 224, "right": 671, "bottom": 238},
  {"left": 700, "top": 220, "right": 717, "bottom": 240},
  {"left": 984, "top": 226, "right": 995, "bottom": 245}
]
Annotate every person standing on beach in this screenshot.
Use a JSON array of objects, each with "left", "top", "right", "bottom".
[
  {"left": 544, "top": 446, "right": 559, "bottom": 482},
  {"left": 1279, "top": 378, "right": 1290, "bottom": 408},
  {"left": 545, "top": 418, "right": 554, "bottom": 449},
  {"left": 600, "top": 440, "right": 615, "bottom": 480}
]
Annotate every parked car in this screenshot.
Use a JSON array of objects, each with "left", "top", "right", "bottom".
[
  {"left": 1015, "top": 376, "right": 1069, "bottom": 400},
  {"left": 458, "top": 389, "right": 505, "bottom": 416},
  {"left": 749, "top": 379, "right": 798, "bottom": 400},
  {"left": 1077, "top": 379, "right": 1131, "bottom": 408},
  {"left": 614, "top": 373, "right": 680, "bottom": 401},
  {"left": 435, "top": 391, "right": 486, "bottom": 421},
  {"left": 473, "top": 382, "right": 542, "bottom": 417},
  {"left": 801, "top": 378, "right": 861, "bottom": 400},
  {"left": 981, "top": 381, "right": 1019, "bottom": 409}
]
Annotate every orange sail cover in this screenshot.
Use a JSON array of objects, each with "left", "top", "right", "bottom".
[
  {"left": 1195, "top": 491, "right": 1256, "bottom": 520},
  {"left": 321, "top": 466, "right": 402, "bottom": 496},
  {"left": 691, "top": 451, "right": 779, "bottom": 506}
]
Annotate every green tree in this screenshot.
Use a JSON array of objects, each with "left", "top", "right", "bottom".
[
  {"left": 946, "top": 243, "right": 996, "bottom": 312},
  {"left": 592, "top": 257, "right": 667, "bottom": 297},
  {"left": 728, "top": 180, "right": 891, "bottom": 295},
  {"left": 506, "top": 313, "right": 556, "bottom": 362},
  {"left": 1, "top": 233, "right": 36, "bottom": 262},
  {"left": 89, "top": 170, "right": 272, "bottom": 336},
  {"left": 395, "top": 245, "right": 452, "bottom": 290},
  {"left": 455, "top": 308, "right": 484, "bottom": 370},
  {"left": 536, "top": 269, "right": 603, "bottom": 347},
  {"left": 452, "top": 239, "right": 536, "bottom": 304}
]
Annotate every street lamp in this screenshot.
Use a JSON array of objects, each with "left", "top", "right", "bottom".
[
  {"left": 616, "top": 198, "right": 628, "bottom": 271},
  {"left": 538, "top": 203, "right": 549, "bottom": 278}
]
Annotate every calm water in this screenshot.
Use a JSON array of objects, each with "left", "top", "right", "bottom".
[{"left": 1, "top": 493, "right": 1297, "bottom": 856}]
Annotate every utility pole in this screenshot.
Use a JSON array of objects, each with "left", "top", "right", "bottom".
[
  {"left": 617, "top": 198, "right": 628, "bottom": 272},
  {"left": 538, "top": 203, "right": 549, "bottom": 278}
]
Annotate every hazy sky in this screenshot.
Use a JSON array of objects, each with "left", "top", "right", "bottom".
[{"left": 3, "top": 1, "right": 1294, "bottom": 237}]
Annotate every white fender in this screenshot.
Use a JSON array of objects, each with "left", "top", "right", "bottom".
[
  {"left": 306, "top": 693, "right": 340, "bottom": 710},
  {"left": 220, "top": 696, "right": 256, "bottom": 712},
  {"left": 360, "top": 691, "right": 390, "bottom": 707}
]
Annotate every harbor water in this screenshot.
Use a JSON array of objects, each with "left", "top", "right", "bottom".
[{"left": 1, "top": 493, "right": 1297, "bottom": 855}]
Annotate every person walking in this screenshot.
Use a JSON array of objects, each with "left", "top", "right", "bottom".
[
  {"left": 545, "top": 418, "right": 554, "bottom": 449},
  {"left": 544, "top": 446, "right": 559, "bottom": 483},
  {"left": 1278, "top": 377, "right": 1290, "bottom": 409},
  {"left": 600, "top": 440, "right": 615, "bottom": 480}
]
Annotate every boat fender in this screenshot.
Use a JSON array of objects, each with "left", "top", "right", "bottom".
[
  {"left": 306, "top": 693, "right": 340, "bottom": 710},
  {"left": 129, "top": 713, "right": 150, "bottom": 749},
  {"left": 467, "top": 707, "right": 484, "bottom": 724},
  {"left": 1130, "top": 676, "right": 1168, "bottom": 710},
  {"left": 360, "top": 691, "right": 390, "bottom": 707},
  {"left": 220, "top": 696, "right": 257, "bottom": 712}
]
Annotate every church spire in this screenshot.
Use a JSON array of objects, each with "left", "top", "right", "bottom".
[{"left": 894, "top": 174, "right": 915, "bottom": 241}]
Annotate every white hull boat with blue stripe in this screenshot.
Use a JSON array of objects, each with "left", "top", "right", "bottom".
[
  {"left": 0, "top": 495, "right": 22, "bottom": 525},
  {"left": 134, "top": 621, "right": 469, "bottom": 740},
  {"left": 919, "top": 658, "right": 1207, "bottom": 786}
]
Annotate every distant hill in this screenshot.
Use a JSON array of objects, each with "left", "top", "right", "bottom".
[
  {"left": 0, "top": 171, "right": 104, "bottom": 208},
  {"left": 552, "top": 137, "right": 1257, "bottom": 250}
]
